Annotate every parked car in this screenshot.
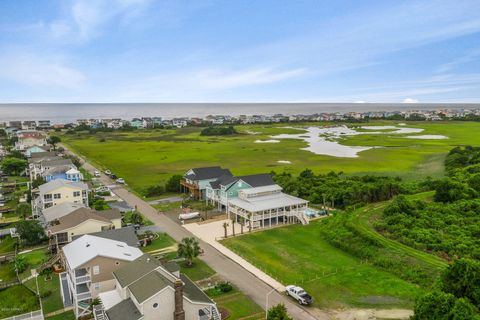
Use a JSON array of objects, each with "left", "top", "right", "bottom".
[
  {"left": 285, "top": 285, "right": 313, "bottom": 305},
  {"left": 95, "top": 186, "right": 110, "bottom": 193},
  {"left": 116, "top": 178, "right": 125, "bottom": 184},
  {"left": 94, "top": 171, "right": 100, "bottom": 177},
  {"left": 104, "top": 169, "right": 112, "bottom": 176}
]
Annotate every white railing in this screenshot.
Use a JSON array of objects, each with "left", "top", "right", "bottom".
[
  {"left": 75, "top": 275, "right": 91, "bottom": 284},
  {"left": 76, "top": 291, "right": 92, "bottom": 301},
  {"left": 1, "top": 310, "right": 43, "bottom": 320}
]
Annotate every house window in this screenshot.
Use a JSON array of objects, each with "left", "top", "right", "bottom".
[
  {"left": 93, "top": 266, "right": 100, "bottom": 275},
  {"left": 115, "top": 261, "right": 120, "bottom": 266},
  {"left": 94, "top": 283, "right": 100, "bottom": 290},
  {"left": 153, "top": 303, "right": 158, "bottom": 309},
  {"left": 73, "top": 191, "right": 80, "bottom": 197},
  {"left": 54, "top": 193, "right": 61, "bottom": 199},
  {"left": 82, "top": 190, "right": 87, "bottom": 197},
  {"left": 44, "top": 194, "right": 52, "bottom": 201}
]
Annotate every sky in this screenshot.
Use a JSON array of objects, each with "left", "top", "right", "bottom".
[{"left": 0, "top": 0, "right": 479, "bottom": 103}]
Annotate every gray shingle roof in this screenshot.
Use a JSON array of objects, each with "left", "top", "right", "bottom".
[
  {"left": 105, "top": 298, "right": 142, "bottom": 320},
  {"left": 129, "top": 270, "right": 172, "bottom": 303},
  {"left": 113, "top": 254, "right": 161, "bottom": 287},
  {"left": 73, "top": 227, "right": 139, "bottom": 247},
  {"left": 185, "top": 167, "right": 232, "bottom": 181},
  {"left": 48, "top": 208, "right": 120, "bottom": 233}
]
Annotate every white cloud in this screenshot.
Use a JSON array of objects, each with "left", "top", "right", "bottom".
[
  {"left": 116, "top": 66, "right": 306, "bottom": 101},
  {"left": 49, "top": 0, "right": 153, "bottom": 42},
  {"left": 403, "top": 98, "right": 419, "bottom": 103},
  {"left": 0, "top": 52, "right": 85, "bottom": 88}
]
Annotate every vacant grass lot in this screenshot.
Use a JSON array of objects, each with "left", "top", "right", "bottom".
[
  {"left": 62, "top": 121, "right": 480, "bottom": 193},
  {"left": 222, "top": 220, "right": 423, "bottom": 309},
  {"left": 0, "top": 285, "right": 39, "bottom": 318}
]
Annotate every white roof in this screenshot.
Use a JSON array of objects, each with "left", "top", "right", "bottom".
[
  {"left": 63, "top": 235, "right": 143, "bottom": 269},
  {"left": 66, "top": 168, "right": 80, "bottom": 174},
  {"left": 42, "top": 202, "right": 86, "bottom": 222},
  {"left": 240, "top": 184, "right": 282, "bottom": 196},
  {"left": 229, "top": 192, "right": 308, "bottom": 212},
  {"left": 39, "top": 179, "right": 88, "bottom": 194}
]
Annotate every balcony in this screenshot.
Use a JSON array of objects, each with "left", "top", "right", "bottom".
[
  {"left": 75, "top": 268, "right": 91, "bottom": 284},
  {"left": 76, "top": 283, "right": 91, "bottom": 301}
]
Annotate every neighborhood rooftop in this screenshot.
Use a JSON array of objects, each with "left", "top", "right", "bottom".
[
  {"left": 38, "top": 179, "right": 88, "bottom": 194},
  {"left": 63, "top": 234, "right": 143, "bottom": 269}
]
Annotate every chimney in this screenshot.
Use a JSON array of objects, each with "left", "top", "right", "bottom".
[{"left": 173, "top": 280, "right": 185, "bottom": 320}]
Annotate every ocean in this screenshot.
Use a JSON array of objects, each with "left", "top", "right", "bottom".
[{"left": 0, "top": 103, "right": 477, "bottom": 123}]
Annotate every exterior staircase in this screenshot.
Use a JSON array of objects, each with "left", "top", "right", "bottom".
[
  {"left": 37, "top": 253, "right": 61, "bottom": 273},
  {"left": 200, "top": 306, "right": 221, "bottom": 320}
]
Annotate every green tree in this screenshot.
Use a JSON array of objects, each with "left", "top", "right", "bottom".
[
  {"left": 267, "top": 303, "right": 292, "bottom": 320},
  {"left": 165, "top": 174, "right": 183, "bottom": 193},
  {"left": 16, "top": 203, "right": 31, "bottom": 220},
  {"left": 411, "top": 290, "right": 456, "bottom": 320},
  {"left": 11, "top": 255, "right": 27, "bottom": 274},
  {"left": 31, "top": 176, "right": 45, "bottom": 189},
  {"left": 177, "top": 237, "right": 200, "bottom": 267},
  {"left": 451, "top": 298, "right": 480, "bottom": 320},
  {"left": 441, "top": 259, "right": 480, "bottom": 306},
  {"left": 125, "top": 211, "right": 144, "bottom": 225},
  {"left": 1, "top": 158, "right": 27, "bottom": 175},
  {"left": 15, "top": 220, "right": 46, "bottom": 246},
  {"left": 47, "top": 136, "right": 61, "bottom": 149}
]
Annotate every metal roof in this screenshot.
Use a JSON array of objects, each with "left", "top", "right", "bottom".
[
  {"left": 38, "top": 179, "right": 88, "bottom": 194},
  {"left": 62, "top": 235, "right": 143, "bottom": 269},
  {"left": 229, "top": 190, "right": 308, "bottom": 212}
]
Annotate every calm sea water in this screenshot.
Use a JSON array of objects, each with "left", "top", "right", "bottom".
[{"left": 0, "top": 103, "right": 476, "bottom": 123}]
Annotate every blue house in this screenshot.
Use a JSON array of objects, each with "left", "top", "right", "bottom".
[{"left": 43, "top": 166, "right": 82, "bottom": 182}]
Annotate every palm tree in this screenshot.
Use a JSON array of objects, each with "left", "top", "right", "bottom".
[
  {"left": 231, "top": 217, "right": 236, "bottom": 236},
  {"left": 177, "top": 237, "right": 201, "bottom": 267},
  {"left": 240, "top": 217, "right": 244, "bottom": 234},
  {"left": 247, "top": 213, "right": 252, "bottom": 232},
  {"left": 11, "top": 255, "right": 26, "bottom": 274},
  {"left": 223, "top": 222, "right": 229, "bottom": 238}
]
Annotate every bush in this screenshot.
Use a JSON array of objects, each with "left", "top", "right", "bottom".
[
  {"left": 144, "top": 184, "right": 165, "bottom": 197},
  {"left": 200, "top": 126, "right": 237, "bottom": 136},
  {"left": 40, "top": 290, "right": 52, "bottom": 298},
  {"left": 216, "top": 281, "right": 233, "bottom": 293}
]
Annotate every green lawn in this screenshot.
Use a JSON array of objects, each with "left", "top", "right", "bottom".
[
  {"left": 0, "top": 262, "right": 16, "bottom": 282},
  {"left": 207, "top": 287, "right": 263, "bottom": 320},
  {"left": 24, "top": 273, "right": 64, "bottom": 315},
  {"left": 222, "top": 221, "right": 423, "bottom": 309},
  {"left": 45, "top": 311, "right": 76, "bottom": 320},
  {"left": 0, "top": 285, "right": 40, "bottom": 318},
  {"left": 62, "top": 121, "right": 480, "bottom": 193},
  {"left": 141, "top": 232, "right": 176, "bottom": 253},
  {"left": 180, "top": 258, "right": 216, "bottom": 281},
  {"left": 18, "top": 248, "right": 49, "bottom": 281},
  {"left": 0, "top": 236, "right": 17, "bottom": 254}
]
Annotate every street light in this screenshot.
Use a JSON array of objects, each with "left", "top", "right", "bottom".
[{"left": 265, "top": 288, "right": 277, "bottom": 319}]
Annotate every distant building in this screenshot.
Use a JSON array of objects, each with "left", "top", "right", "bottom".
[{"left": 37, "top": 120, "right": 51, "bottom": 128}]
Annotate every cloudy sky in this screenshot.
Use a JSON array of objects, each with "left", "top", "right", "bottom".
[{"left": 0, "top": 0, "right": 479, "bottom": 103}]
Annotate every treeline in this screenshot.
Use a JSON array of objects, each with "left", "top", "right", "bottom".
[
  {"left": 375, "top": 146, "right": 480, "bottom": 260},
  {"left": 271, "top": 169, "right": 423, "bottom": 209},
  {"left": 143, "top": 174, "right": 182, "bottom": 197},
  {"left": 412, "top": 259, "right": 480, "bottom": 319},
  {"left": 200, "top": 126, "right": 237, "bottom": 136}
]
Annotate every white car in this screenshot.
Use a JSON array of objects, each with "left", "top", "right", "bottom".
[
  {"left": 94, "top": 171, "right": 100, "bottom": 177},
  {"left": 105, "top": 169, "right": 112, "bottom": 175},
  {"left": 116, "top": 178, "right": 125, "bottom": 184},
  {"left": 285, "top": 285, "right": 313, "bottom": 305}
]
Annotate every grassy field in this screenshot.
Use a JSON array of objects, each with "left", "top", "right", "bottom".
[
  {"left": 206, "top": 287, "right": 264, "bottom": 320},
  {"left": 222, "top": 220, "right": 424, "bottom": 309},
  {"left": 62, "top": 121, "right": 480, "bottom": 193},
  {"left": 0, "top": 285, "right": 40, "bottom": 318}
]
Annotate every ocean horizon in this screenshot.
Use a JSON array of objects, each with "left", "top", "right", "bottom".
[{"left": 0, "top": 102, "right": 478, "bottom": 123}]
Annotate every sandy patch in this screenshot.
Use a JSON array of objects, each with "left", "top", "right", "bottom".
[{"left": 405, "top": 135, "right": 448, "bottom": 140}]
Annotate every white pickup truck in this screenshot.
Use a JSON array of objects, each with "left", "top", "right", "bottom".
[{"left": 285, "top": 285, "right": 313, "bottom": 305}]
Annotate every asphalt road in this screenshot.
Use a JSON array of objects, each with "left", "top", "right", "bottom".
[{"left": 62, "top": 144, "right": 325, "bottom": 320}]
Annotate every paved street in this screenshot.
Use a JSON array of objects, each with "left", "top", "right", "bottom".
[{"left": 62, "top": 144, "right": 326, "bottom": 320}]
